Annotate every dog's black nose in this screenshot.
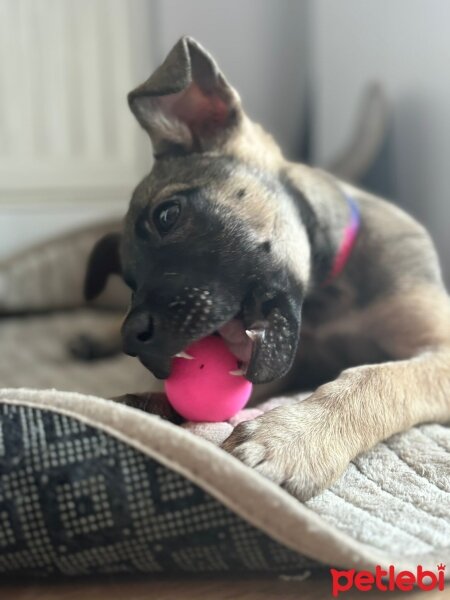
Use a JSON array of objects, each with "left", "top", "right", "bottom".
[{"left": 122, "top": 310, "right": 154, "bottom": 355}]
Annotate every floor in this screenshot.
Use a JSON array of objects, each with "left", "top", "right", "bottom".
[{"left": 2, "top": 574, "right": 449, "bottom": 599}]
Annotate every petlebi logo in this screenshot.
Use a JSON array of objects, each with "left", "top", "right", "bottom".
[{"left": 330, "top": 563, "right": 446, "bottom": 596}]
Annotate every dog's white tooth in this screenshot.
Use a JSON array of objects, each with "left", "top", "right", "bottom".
[
  {"left": 175, "top": 351, "right": 194, "bottom": 360},
  {"left": 229, "top": 369, "right": 245, "bottom": 376},
  {"left": 245, "top": 328, "right": 266, "bottom": 342}
]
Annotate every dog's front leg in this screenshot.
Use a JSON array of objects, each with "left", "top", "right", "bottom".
[{"left": 223, "top": 288, "right": 450, "bottom": 500}]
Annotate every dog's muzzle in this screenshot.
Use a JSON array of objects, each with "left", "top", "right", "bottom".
[
  {"left": 121, "top": 281, "right": 301, "bottom": 384},
  {"left": 121, "top": 284, "right": 240, "bottom": 379},
  {"left": 121, "top": 308, "right": 172, "bottom": 378}
]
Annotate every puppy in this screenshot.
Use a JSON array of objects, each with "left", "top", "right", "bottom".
[{"left": 85, "top": 37, "right": 450, "bottom": 501}]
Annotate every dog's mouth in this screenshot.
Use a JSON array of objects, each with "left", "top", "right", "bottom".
[
  {"left": 215, "top": 316, "right": 266, "bottom": 376},
  {"left": 172, "top": 291, "right": 299, "bottom": 384},
  {"left": 132, "top": 284, "right": 301, "bottom": 384},
  {"left": 172, "top": 315, "right": 266, "bottom": 376}
]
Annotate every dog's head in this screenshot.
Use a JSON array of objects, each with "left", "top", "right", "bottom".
[{"left": 86, "top": 37, "right": 313, "bottom": 383}]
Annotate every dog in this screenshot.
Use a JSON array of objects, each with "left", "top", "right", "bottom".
[{"left": 83, "top": 37, "right": 450, "bottom": 501}]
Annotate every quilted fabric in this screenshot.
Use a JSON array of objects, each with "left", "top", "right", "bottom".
[
  {"left": 0, "top": 388, "right": 449, "bottom": 578},
  {"left": 0, "top": 403, "right": 315, "bottom": 576}
]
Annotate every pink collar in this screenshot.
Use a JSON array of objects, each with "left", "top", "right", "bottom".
[{"left": 322, "top": 195, "right": 360, "bottom": 286}]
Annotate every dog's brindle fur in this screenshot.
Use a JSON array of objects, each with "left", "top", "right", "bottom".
[{"left": 86, "top": 38, "right": 450, "bottom": 501}]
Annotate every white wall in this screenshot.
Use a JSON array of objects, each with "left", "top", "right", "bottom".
[{"left": 311, "top": 0, "right": 450, "bottom": 284}]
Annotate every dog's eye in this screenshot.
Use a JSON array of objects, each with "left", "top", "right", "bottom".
[{"left": 153, "top": 199, "right": 181, "bottom": 235}]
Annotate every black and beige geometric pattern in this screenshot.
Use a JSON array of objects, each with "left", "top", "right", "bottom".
[{"left": 0, "top": 404, "right": 316, "bottom": 576}]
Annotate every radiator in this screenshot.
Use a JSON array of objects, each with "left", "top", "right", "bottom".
[{"left": 0, "top": 0, "right": 153, "bottom": 203}]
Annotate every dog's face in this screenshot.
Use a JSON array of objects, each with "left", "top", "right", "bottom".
[
  {"left": 119, "top": 153, "right": 307, "bottom": 383},
  {"left": 86, "top": 38, "right": 311, "bottom": 384}
]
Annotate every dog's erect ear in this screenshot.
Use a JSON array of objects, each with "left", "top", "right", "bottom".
[
  {"left": 128, "top": 36, "right": 242, "bottom": 156},
  {"left": 84, "top": 233, "right": 121, "bottom": 301}
]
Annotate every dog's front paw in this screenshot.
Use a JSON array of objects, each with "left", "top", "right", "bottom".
[{"left": 222, "top": 397, "right": 352, "bottom": 501}]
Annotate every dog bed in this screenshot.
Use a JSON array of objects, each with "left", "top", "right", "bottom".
[{"left": 0, "top": 223, "right": 449, "bottom": 578}]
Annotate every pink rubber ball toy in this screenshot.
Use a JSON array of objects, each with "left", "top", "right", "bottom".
[{"left": 164, "top": 335, "right": 253, "bottom": 422}]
